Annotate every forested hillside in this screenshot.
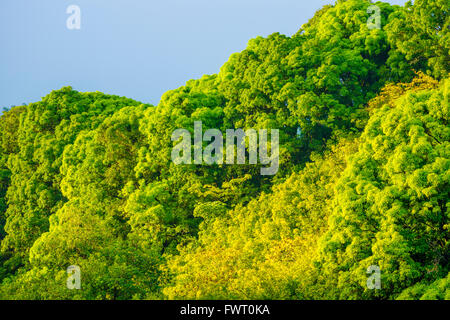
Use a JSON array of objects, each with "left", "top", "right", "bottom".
[{"left": 0, "top": 0, "right": 448, "bottom": 300}]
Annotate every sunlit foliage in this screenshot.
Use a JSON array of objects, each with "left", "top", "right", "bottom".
[{"left": 0, "top": 0, "right": 448, "bottom": 300}]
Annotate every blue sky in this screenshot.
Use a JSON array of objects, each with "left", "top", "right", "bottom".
[{"left": 0, "top": 0, "right": 407, "bottom": 108}]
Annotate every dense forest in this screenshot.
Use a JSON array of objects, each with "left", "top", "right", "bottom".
[{"left": 0, "top": 0, "right": 448, "bottom": 300}]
